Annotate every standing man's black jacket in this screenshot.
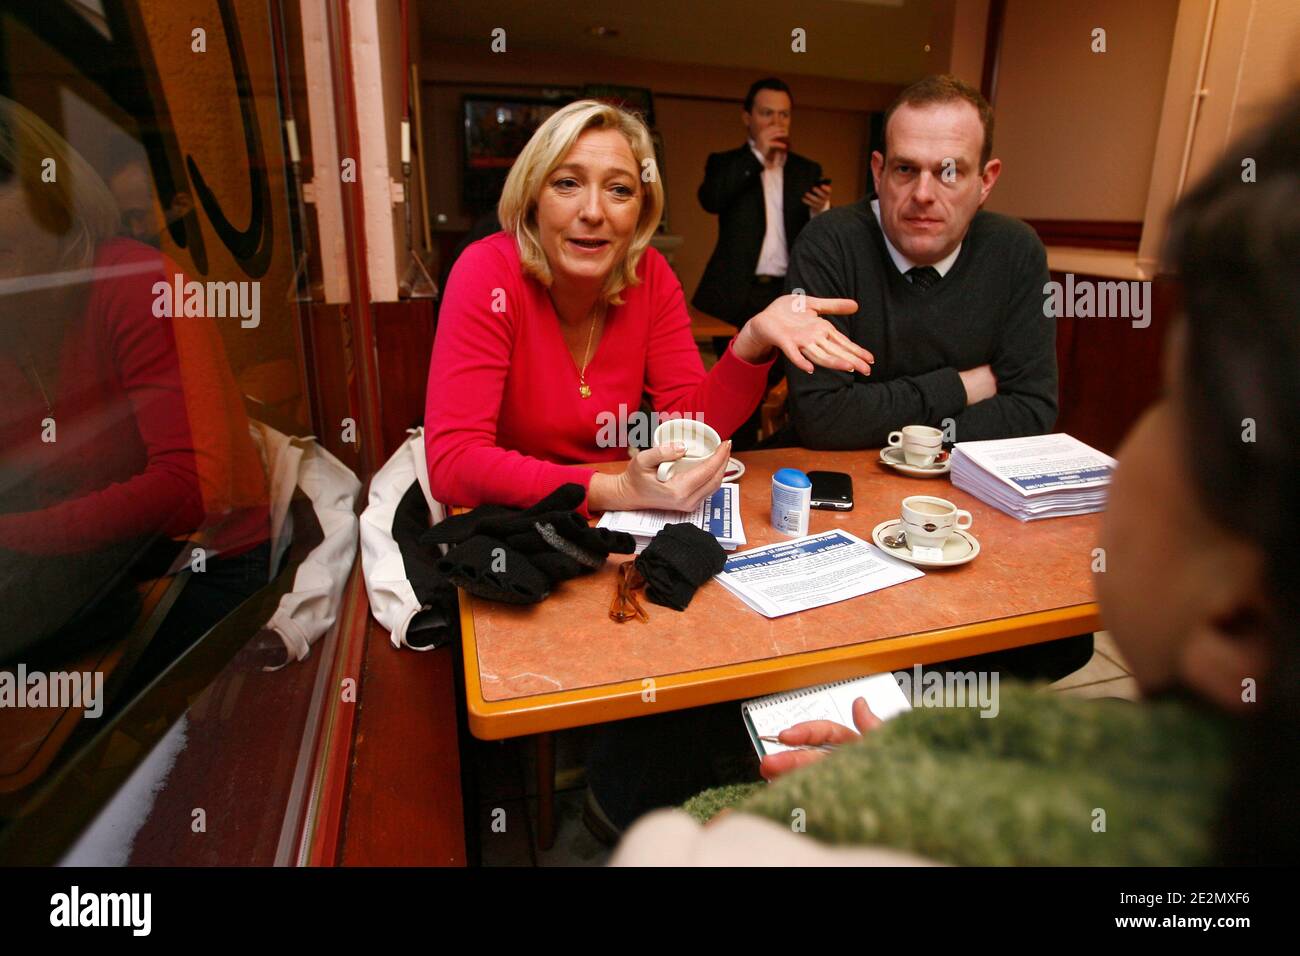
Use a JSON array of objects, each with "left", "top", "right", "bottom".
[{"left": 692, "top": 145, "right": 822, "bottom": 327}]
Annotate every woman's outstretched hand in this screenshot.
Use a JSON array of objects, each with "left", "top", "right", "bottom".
[
  {"left": 732, "top": 294, "right": 873, "bottom": 376},
  {"left": 588, "top": 440, "right": 732, "bottom": 514}
]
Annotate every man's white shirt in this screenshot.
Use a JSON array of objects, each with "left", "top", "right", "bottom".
[{"left": 748, "top": 140, "right": 830, "bottom": 278}]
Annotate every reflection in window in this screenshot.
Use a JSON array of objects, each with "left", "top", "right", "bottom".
[{"left": 0, "top": 1, "right": 360, "bottom": 864}]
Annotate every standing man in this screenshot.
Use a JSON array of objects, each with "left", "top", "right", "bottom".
[{"left": 693, "top": 78, "right": 832, "bottom": 448}]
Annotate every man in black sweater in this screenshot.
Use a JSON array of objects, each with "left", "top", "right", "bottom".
[
  {"left": 785, "top": 74, "right": 1056, "bottom": 449},
  {"left": 786, "top": 75, "right": 1087, "bottom": 683}
]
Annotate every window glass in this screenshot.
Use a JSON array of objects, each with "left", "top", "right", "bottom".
[{"left": 0, "top": 0, "right": 355, "bottom": 864}]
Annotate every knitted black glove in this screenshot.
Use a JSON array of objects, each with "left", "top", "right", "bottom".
[
  {"left": 527, "top": 549, "right": 590, "bottom": 585},
  {"left": 551, "top": 515, "right": 637, "bottom": 558},
  {"left": 505, "top": 512, "right": 637, "bottom": 563},
  {"left": 422, "top": 484, "right": 588, "bottom": 547},
  {"left": 634, "top": 522, "right": 727, "bottom": 611},
  {"left": 425, "top": 485, "right": 630, "bottom": 597},
  {"left": 421, "top": 503, "right": 516, "bottom": 547},
  {"left": 437, "top": 536, "right": 551, "bottom": 604}
]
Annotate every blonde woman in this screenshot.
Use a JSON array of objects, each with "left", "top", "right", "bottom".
[{"left": 425, "top": 99, "right": 872, "bottom": 514}]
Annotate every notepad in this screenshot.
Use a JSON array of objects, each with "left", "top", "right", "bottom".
[{"left": 741, "top": 673, "right": 912, "bottom": 757}]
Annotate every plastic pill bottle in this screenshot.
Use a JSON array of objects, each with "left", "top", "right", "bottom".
[{"left": 771, "top": 468, "right": 812, "bottom": 537}]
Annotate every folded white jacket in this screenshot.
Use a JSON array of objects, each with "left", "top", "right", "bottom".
[
  {"left": 249, "top": 421, "right": 362, "bottom": 662},
  {"left": 359, "top": 428, "right": 456, "bottom": 651}
]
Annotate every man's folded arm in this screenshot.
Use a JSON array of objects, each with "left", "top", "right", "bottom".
[
  {"left": 787, "top": 361, "right": 968, "bottom": 449},
  {"left": 950, "top": 242, "right": 1058, "bottom": 441},
  {"left": 952, "top": 374, "right": 1057, "bottom": 442},
  {"left": 783, "top": 221, "right": 967, "bottom": 449}
]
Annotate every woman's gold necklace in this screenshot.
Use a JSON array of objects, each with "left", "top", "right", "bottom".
[{"left": 576, "top": 305, "right": 603, "bottom": 399}]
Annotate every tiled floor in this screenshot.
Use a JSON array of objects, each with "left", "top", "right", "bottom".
[
  {"left": 471, "top": 630, "right": 1140, "bottom": 866},
  {"left": 1050, "top": 630, "right": 1141, "bottom": 701}
]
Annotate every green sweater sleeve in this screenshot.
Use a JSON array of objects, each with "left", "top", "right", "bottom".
[{"left": 686, "top": 684, "right": 1232, "bottom": 866}]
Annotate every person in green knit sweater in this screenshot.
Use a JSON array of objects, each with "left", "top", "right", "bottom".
[{"left": 611, "top": 91, "right": 1300, "bottom": 867}]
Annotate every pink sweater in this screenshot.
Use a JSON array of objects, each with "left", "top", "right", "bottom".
[
  {"left": 425, "top": 232, "right": 774, "bottom": 512},
  {"left": 0, "top": 239, "right": 267, "bottom": 557}
]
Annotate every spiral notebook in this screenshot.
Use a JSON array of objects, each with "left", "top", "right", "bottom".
[{"left": 741, "top": 673, "right": 912, "bottom": 757}]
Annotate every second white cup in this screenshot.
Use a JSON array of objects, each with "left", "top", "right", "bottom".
[{"left": 888, "top": 425, "right": 945, "bottom": 467}]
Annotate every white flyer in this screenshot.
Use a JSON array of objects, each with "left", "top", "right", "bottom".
[
  {"left": 597, "top": 483, "right": 746, "bottom": 551},
  {"left": 714, "top": 529, "right": 923, "bottom": 618}
]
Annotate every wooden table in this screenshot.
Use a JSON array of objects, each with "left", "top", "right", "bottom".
[{"left": 458, "top": 448, "right": 1103, "bottom": 845}]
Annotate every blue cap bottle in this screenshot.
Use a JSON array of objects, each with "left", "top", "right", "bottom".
[{"left": 771, "top": 468, "right": 812, "bottom": 537}]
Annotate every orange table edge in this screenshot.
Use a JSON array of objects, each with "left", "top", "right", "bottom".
[{"left": 460, "top": 596, "right": 1101, "bottom": 740}]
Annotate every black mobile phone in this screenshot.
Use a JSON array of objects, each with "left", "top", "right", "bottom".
[
  {"left": 808, "top": 470, "right": 853, "bottom": 511},
  {"left": 815, "top": 177, "right": 832, "bottom": 187}
]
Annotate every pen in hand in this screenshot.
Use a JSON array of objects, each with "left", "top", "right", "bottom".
[{"left": 759, "top": 735, "right": 838, "bottom": 753}]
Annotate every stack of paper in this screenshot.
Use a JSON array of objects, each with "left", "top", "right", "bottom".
[
  {"left": 949, "top": 433, "right": 1117, "bottom": 521},
  {"left": 596, "top": 483, "right": 747, "bottom": 552}
]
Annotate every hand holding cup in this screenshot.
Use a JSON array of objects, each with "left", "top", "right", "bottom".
[{"left": 652, "top": 420, "right": 742, "bottom": 483}]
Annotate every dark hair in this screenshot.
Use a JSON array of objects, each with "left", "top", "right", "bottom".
[
  {"left": 744, "top": 77, "right": 792, "bottom": 114},
  {"left": 1163, "top": 90, "right": 1300, "bottom": 865},
  {"left": 883, "top": 73, "right": 994, "bottom": 170}
]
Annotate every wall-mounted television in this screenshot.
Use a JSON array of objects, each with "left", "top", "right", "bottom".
[
  {"left": 462, "top": 94, "right": 572, "bottom": 214},
  {"left": 581, "top": 84, "right": 654, "bottom": 128}
]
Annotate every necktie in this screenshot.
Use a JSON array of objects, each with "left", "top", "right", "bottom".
[{"left": 907, "top": 266, "right": 941, "bottom": 290}]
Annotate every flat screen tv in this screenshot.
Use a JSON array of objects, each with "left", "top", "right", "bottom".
[{"left": 462, "top": 94, "right": 571, "bottom": 214}]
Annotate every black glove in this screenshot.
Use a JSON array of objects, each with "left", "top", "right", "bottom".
[
  {"left": 634, "top": 522, "right": 727, "bottom": 611},
  {"left": 422, "top": 484, "right": 587, "bottom": 546},
  {"left": 528, "top": 549, "right": 590, "bottom": 585},
  {"left": 437, "top": 536, "right": 551, "bottom": 604},
  {"left": 426, "top": 484, "right": 631, "bottom": 600},
  {"left": 505, "top": 512, "right": 636, "bottom": 565}
]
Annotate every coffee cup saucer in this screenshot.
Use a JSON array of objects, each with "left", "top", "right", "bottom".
[
  {"left": 879, "top": 445, "right": 951, "bottom": 477},
  {"left": 871, "top": 518, "right": 980, "bottom": 568}
]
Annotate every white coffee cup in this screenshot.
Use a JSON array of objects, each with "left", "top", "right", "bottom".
[
  {"left": 888, "top": 425, "right": 944, "bottom": 467},
  {"left": 652, "top": 419, "right": 743, "bottom": 483},
  {"left": 900, "top": 495, "right": 973, "bottom": 550}
]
